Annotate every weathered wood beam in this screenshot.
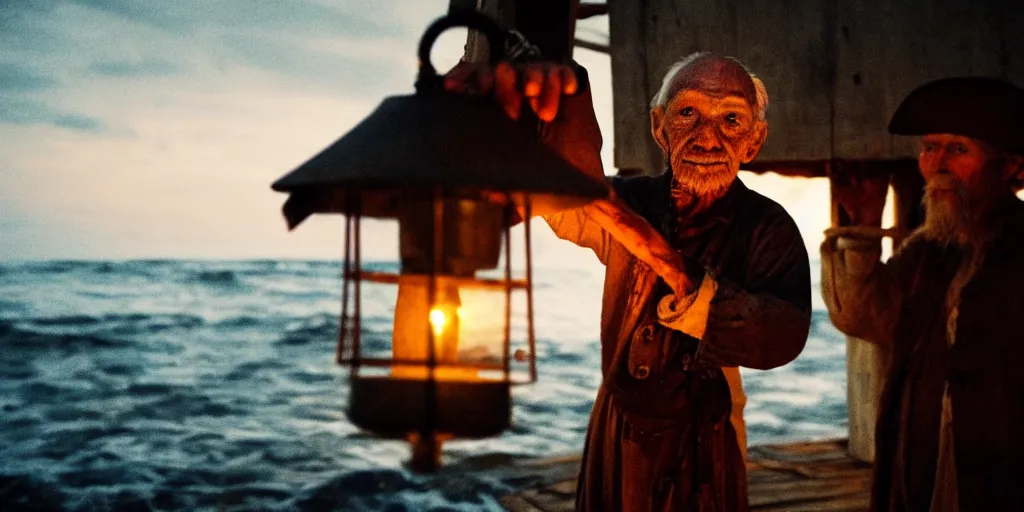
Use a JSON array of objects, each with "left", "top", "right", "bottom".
[
  {"left": 573, "top": 38, "right": 609, "bottom": 54},
  {"left": 577, "top": 3, "right": 608, "bottom": 19},
  {"left": 744, "top": 161, "right": 828, "bottom": 179},
  {"left": 827, "top": 162, "right": 893, "bottom": 464},
  {"left": 513, "top": 0, "right": 580, "bottom": 60},
  {"left": 500, "top": 439, "right": 871, "bottom": 511},
  {"left": 447, "top": 0, "right": 478, "bottom": 13},
  {"left": 608, "top": 0, "right": 662, "bottom": 176},
  {"left": 743, "top": 158, "right": 916, "bottom": 180}
]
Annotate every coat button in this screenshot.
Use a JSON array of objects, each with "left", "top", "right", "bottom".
[
  {"left": 640, "top": 325, "right": 655, "bottom": 340},
  {"left": 635, "top": 365, "right": 650, "bottom": 379},
  {"left": 681, "top": 353, "right": 693, "bottom": 370}
]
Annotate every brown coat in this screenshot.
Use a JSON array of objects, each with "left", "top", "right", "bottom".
[
  {"left": 822, "top": 198, "right": 1024, "bottom": 511},
  {"left": 541, "top": 79, "right": 812, "bottom": 511}
]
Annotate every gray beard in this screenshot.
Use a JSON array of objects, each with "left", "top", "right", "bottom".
[
  {"left": 670, "top": 163, "right": 734, "bottom": 204},
  {"left": 919, "top": 177, "right": 974, "bottom": 248},
  {"left": 920, "top": 196, "right": 971, "bottom": 247},
  {"left": 918, "top": 185, "right": 990, "bottom": 348}
]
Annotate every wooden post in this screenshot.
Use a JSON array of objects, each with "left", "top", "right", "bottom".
[
  {"left": 513, "top": 0, "right": 580, "bottom": 61},
  {"left": 827, "top": 161, "right": 892, "bottom": 463},
  {"left": 829, "top": 160, "right": 922, "bottom": 463},
  {"left": 607, "top": 0, "right": 663, "bottom": 176},
  {"left": 890, "top": 164, "right": 925, "bottom": 249}
]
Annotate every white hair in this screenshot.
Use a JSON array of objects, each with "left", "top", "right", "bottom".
[{"left": 650, "top": 51, "right": 769, "bottom": 122}]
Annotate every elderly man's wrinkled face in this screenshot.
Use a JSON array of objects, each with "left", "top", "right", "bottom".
[
  {"left": 650, "top": 57, "right": 767, "bottom": 198},
  {"left": 918, "top": 133, "right": 1016, "bottom": 244}
]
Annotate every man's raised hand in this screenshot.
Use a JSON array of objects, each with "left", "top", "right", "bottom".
[
  {"left": 443, "top": 61, "right": 578, "bottom": 122},
  {"left": 444, "top": 59, "right": 692, "bottom": 296}
]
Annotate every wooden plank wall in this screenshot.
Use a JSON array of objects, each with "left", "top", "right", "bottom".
[
  {"left": 608, "top": 0, "right": 1024, "bottom": 176},
  {"left": 606, "top": 0, "right": 663, "bottom": 176}
]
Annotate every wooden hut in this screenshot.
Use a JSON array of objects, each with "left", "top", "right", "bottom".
[
  {"left": 445, "top": 0, "right": 1024, "bottom": 508},
  {"left": 605, "top": 0, "right": 1022, "bottom": 464}
]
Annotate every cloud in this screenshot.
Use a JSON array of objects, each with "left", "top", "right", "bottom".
[
  {"left": 65, "top": 0, "right": 405, "bottom": 39},
  {"left": 88, "top": 58, "right": 179, "bottom": 77},
  {"left": 215, "top": 30, "right": 414, "bottom": 97},
  {"left": 52, "top": 113, "right": 104, "bottom": 131},
  {"left": 64, "top": 0, "right": 189, "bottom": 31},
  {"left": 0, "top": 61, "right": 58, "bottom": 90},
  {"left": 0, "top": 45, "right": 107, "bottom": 133},
  {"left": 0, "top": 97, "right": 105, "bottom": 132},
  {"left": 0, "top": 1, "right": 426, "bottom": 138},
  {"left": 0, "top": 0, "right": 54, "bottom": 17},
  {"left": 0, "top": 0, "right": 445, "bottom": 103},
  {"left": 0, "top": 0, "right": 675, "bottom": 260}
]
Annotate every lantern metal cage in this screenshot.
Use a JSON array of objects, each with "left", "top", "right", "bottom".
[
  {"left": 270, "top": 10, "right": 608, "bottom": 472},
  {"left": 336, "top": 189, "right": 538, "bottom": 463}
]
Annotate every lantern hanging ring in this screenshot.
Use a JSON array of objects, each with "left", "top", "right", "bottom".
[{"left": 414, "top": 10, "right": 509, "bottom": 96}]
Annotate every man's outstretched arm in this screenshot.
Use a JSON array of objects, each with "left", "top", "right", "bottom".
[
  {"left": 538, "top": 71, "right": 698, "bottom": 293},
  {"left": 536, "top": 74, "right": 615, "bottom": 265},
  {"left": 819, "top": 231, "right": 904, "bottom": 348}
]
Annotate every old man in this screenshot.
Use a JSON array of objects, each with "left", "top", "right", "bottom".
[
  {"left": 449, "top": 50, "right": 811, "bottom": 510},
  {"left": 822, "top": 77, "right": 1024, "bottom": 511}
]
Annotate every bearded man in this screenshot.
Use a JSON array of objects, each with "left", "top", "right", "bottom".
[
  {"left": 447, "top": 50, "right": 811, "bottom": 510},
  {"left": 821, "top": 77, "right": 1024, "bottom": 511}
]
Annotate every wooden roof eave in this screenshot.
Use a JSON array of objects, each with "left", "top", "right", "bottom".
[{"left": 743, "top": 158, "right": 917, "bottom": 179}]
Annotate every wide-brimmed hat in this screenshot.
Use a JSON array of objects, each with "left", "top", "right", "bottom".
[{"left": 888, "top": 77, "right": 1024, "bottom": 155}]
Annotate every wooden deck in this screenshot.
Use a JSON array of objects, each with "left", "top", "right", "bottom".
[{"left": 500, "top": 439, "right": 872, "bottom": 511}]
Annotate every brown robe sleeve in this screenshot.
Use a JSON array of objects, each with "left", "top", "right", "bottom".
[
  {"left": 544, "top": 206, "right": 613, "bottom": 265},
  {"left": 691, "top": 211, "right": 812, "bottom": 370},
  {"left": 536, "top": 66, "right": 615, "bottom": 265},
  {"left": 820, "top": 234, "right": 907, "bottom": 347},
  {"left": 539, "top": 68, "right": 688, "bottom": 289}
]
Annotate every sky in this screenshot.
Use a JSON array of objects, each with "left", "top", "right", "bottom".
[{"left": 0, "top": 0, "right": 880, "bottom": 262}]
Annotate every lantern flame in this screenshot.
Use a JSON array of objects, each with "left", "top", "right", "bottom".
[
  {"left": 429, "top": 308, "right": 447, "bottom": 337},
  {"left": 427, "top": 304, "right": 462, "bottom": 365}
]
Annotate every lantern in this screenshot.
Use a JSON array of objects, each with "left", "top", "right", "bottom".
[{"left": 270, "top": 11, "right": 607, "bottom": 472}]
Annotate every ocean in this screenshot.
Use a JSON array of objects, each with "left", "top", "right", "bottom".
[{"left": 0, "top": 258, "right": 848, "bottom": 511}]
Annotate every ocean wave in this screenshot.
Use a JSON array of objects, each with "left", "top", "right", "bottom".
[
  {"left": 0, "top": 474, "right": 66, "bottom": 511},
  {"left": 127, "top": 393, "right": 238, "bottom": 420},
  {"left": 23, "top": 261, "right": 93, "bottom": 274},
  {"left": 0, "top": 298, "right": 27, "bottom": 314},
  {"left": 0, "top": 259, "right": 851, "bottom": 511},
  {"left": 0, "top": 313, "right": 207, "bottom": 342},
  {"left": 296, "top": 469, "right": 508, "bottom": 512},
  {"left": 187, "top": 269, "right": 244, "bottom": 287},
  {"left": 359, "top": 261, "right": 401, "bottom": 274},
  {"left": 213, "top": 315, "right": 263, "bottom": 328},
  {"left": 276, "top": 314, "right": 340, "bottom": 346},
  {"left": 0, "top": 320, "right": 128, "bottom": 350},
  {"left": 222, "top": 359, "right": 290, "bottom": 381}
]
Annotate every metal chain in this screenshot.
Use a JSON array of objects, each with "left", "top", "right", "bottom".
[{"left": 502, "top": 29, "right": 542, "bottom": 63}]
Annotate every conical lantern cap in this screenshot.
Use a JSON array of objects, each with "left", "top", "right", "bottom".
[{"left": 271, "top": 11, "right": 608, "bottom": 227}]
